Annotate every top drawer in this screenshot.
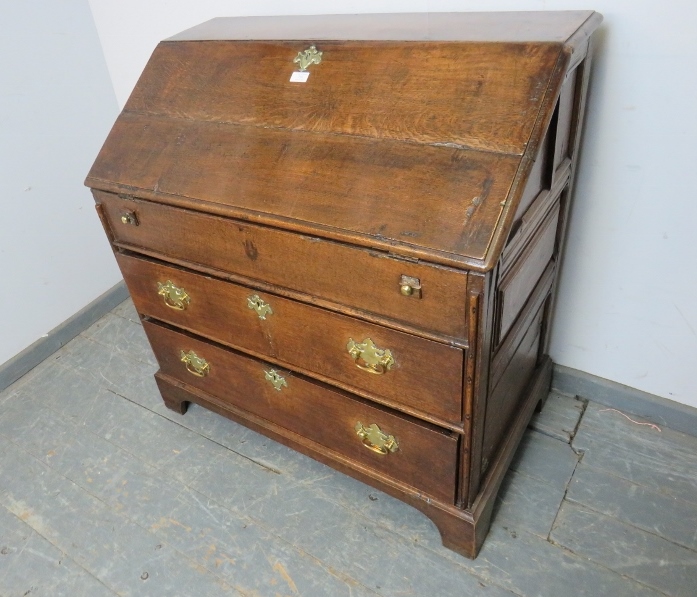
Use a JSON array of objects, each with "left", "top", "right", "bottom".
[{"left": 96, "top": 191, "right": 468, "bottom": 340}]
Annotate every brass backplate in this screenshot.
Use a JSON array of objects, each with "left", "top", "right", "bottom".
[
  {"left": 293, "top": 45, "right": 323, "bottom": 71},
  {"left": 157, "top": 280, "right": 190, "bottom": 310},
  {"left": 180, "top": 350, "right": 210, "bottom": 377},
  {"left": 264, "top": 369, "right": 287, "bottom": 391},
  {"left": 247, "top": 294, "right": 273, "bottom": 320},
  {"left": 355, "top": 422, "right": 399, "bottom": 454},
  {"left": 346, "top": 338, "right": 395, "bottom": 375}
]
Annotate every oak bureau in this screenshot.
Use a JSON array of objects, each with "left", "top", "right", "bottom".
[{"left": 86, "top": 11, "right": 602, "bottom": 558}]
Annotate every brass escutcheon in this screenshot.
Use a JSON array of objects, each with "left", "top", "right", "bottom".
[
  {"left": 264, "top": 369, "right": 287, "bottom": 391},
  {"left": 355, "top": 422, "right": 399, "bottom": 455},
  {"left": 293, "top": 45, "right": 323, "bottom": 71},
  {"left": 157, "top": 280, "right": 190, "bottom": 310},
  {"left": 180, "top": 350, "right": 210, "bottom": 377},
  {"left": 346, "top": 338, "right": 395, "bottom": 375},
  {"left": 247, "top": 294, "right": 273, "bottom": 320}
]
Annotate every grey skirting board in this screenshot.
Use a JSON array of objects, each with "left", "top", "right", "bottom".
[
  {"left": 552, "top": 363, "right": 697, "bottom": 438},
  {"left": 0, "top": 280, "right": 129, "bottom": 393}
]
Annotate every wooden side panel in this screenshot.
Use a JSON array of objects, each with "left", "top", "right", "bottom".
[
  {"left": 144, "top": 319, "right": 459, "bottom": 503},
  {"left": 542, "top": 45, "right": 594, "bottom": 356},
  {"left": 512, "top": 110, "right": 555, "bottom": 223},
  {"left": 496, "top": 203, "right": 560, "bottom": 344},
  {"left": 117, "top": 252, "right": 464, "bottom": 424},
  {"left": 97, "top": 192, "right": 469, "bottom": 340},
  {"left": 482, "top": 263, "right": 554, "bottom": 472},
  {"left": 553, "top": 63, "right": 580, "bottom": 180},
  {"left": 125, "top": 40, "right": 562, "bottom": 154}
]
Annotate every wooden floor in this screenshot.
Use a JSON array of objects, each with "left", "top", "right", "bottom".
[{"left": 1, "top": 299, "right": 696, "bottom": 597}]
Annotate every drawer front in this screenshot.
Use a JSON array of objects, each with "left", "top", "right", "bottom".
[
  {"left": 96, "top": 191, "right": 468, "bottom": 340},
  {"left": 143, "top": 320, "right": 459, "bottom": 503},
  {"left": 118, "top": 253, "right": 463, "bottom": 423}
]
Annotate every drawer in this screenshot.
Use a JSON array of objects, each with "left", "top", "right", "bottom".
[
  {"left": 142, "top": 319, "right": 459, "bottom": 504},
  {"left": 118, "top": 252, "right": 464, "bottom": 424},
  {"left": 96, "top": 191, "right": 468, "bottom": 340}
]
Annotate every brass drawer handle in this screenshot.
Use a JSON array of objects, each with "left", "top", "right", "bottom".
[
  {"left": 120, "top": 211, "right": 139, "bottom": 226},
  {"left": 346, "top": 338, "right": 395, "bottom": 375},
  {"left": 355, "top": 422, "right": 399, "bottom": 455},
  {"left": 180, "top": 350, "right": 210, "bottom": 377},
  {"left": 247, "top": 294, "right": 273, "bottom": 320},
  {"left": 264, "top": 369, "right": 287, "bottom": 391},
  {"left": 157, "top": 280, "right": 190, "bottom": 311}
]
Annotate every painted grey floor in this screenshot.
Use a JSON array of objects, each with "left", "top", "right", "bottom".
[{"left": 1, "top": 299, "right": 696, "bottom": 597}]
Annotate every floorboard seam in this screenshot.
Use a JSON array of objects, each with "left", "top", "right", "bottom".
[
  {"left": 546, "top": 450, "right": 584, "bottom": 542},
  {"left": 569, "top": 396, "right": 589, "bottom": 443},
  {"left": 2, "top": 439, "right": 274, "bottom": 597},
  {"left": 545, "top": 535, "right": 674, "bottom": 597},
  {"left": 110, "top": 309, "right": 139, "bottom": 324},
  {"left": 0, "top": 432, "right": 253, "bottom": 597},
  {"left": 562, "top": 493, "right": 697, "bottom": 555},
  {"left": 567, "top": 455, "right": 697, "bottom": 511},
  {"left": 91, "top": 392, "right": 528, "bottom": 595},
  {"left": 103, "top": 388, "right": 283, "bottom": 475},
  {"left": 0, "top": 496, "right": 121, "bottom": 596},
  {"left": 77, "top": 332, "right": 156, "bottom": 368},
  {"left": 500, "top": 466, "right": 568, "bottom": 491},
  {"left": 5, "top": 299, "right": 690, "bottom": 595},
  {"left": 572, "top": 425, "right": 696, "bottom": 460},
  {"left": 375, "top": 541, "right": 528, "bottom": 597},
  {"left": 1, "top": 388, "right": 385, "bottom": 596},
  {"left": 544, "top": 390, "right": 590, "bottom": 542},
  {"left": 0, "top": 424, "right": 382, "bottom": 597}
]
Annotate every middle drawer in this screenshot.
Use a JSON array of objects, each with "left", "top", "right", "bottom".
[{"left": 117, "top": 252, "right": 464, "bottom": 424}]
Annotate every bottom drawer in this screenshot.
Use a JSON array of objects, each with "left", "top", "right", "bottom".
[{"left": 142, "top": 319, "right": 459, "bottom": 504}]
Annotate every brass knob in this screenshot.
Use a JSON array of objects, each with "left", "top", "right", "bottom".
[
  {"left": 157, "top": 280, "right": 190, "bottom": 310},
  {"left": 120, "top": 211, "right": 138, "bottom": 226},
  {"left": 355, "top": 422, "right": 398, "bottom": 455},
  {"left": 180, "top": 350, "right": 210, "bottom": 377},
  {"left": 398, "top": 275, "right": 421, "bottom": 298},
  {"left": 346, "top": 338, "right": 395, "bottom": 375}
]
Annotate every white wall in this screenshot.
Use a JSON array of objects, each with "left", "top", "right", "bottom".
[
  {"left": 86, "top": 0, "right": 697, "bottom": 408},
  {"left": 0, "top": 1, "right": 121, "bottom": 365}
]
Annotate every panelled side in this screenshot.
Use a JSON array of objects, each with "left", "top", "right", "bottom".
[{"left": 480, "top": 40, "right": 592, "bottom": 476}]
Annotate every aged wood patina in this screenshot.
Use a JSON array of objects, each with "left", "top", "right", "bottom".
[{"left": 86, "top": 11, "right": 602, "bottom": 558}]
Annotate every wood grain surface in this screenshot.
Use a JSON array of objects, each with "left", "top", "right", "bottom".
[
  {"left": 97, "top": 191, "right": 469, "bottom": 339},
  {"left": 169, "top": 12, "right": 597, "bottom": 43},
  {"left": 118, "top": 252, "right": 464, "bottom": 424},
  {"left": 88, "top": 113, "right": 519, "bottom": 264},
  {"left": 144, "top": 319, "right": 460, "bottom": 504},
  {"left": 126, "top": 40, "right": 561, "bottom": 154}
]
